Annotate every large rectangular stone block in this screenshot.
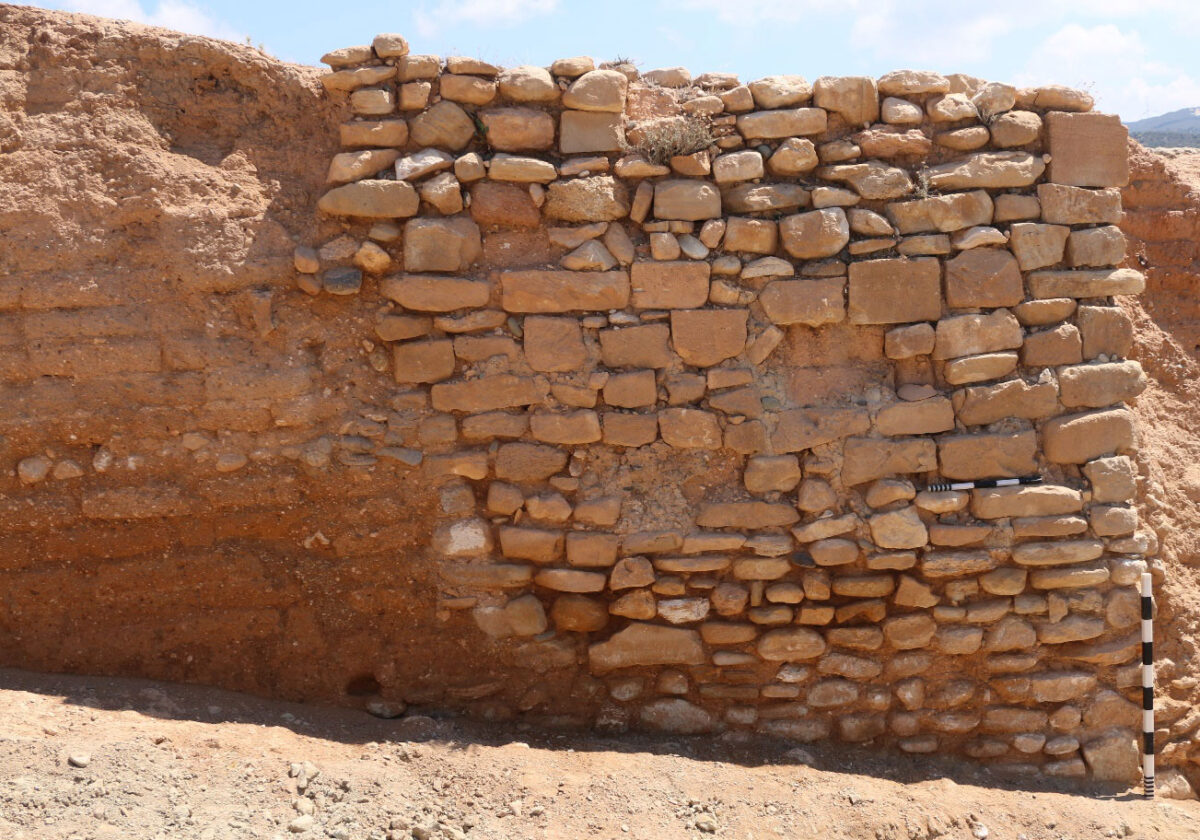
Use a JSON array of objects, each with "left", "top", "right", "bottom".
[
  {"left": 937, "top": 430, "right": 1037, "bottom": 480},
  {"left": 500, "top": 270, "right": 630, "bottom": 312},
  {"left": 1046, "top": 112, "right": 1129, "bottom": 188},
  {"left": 630, "top": 261, "right": 710, "bottom": 309},
  {"left": 847, "top": 258, "right": 942, "bottom": 324},
  {"left": 1042, "top": 408, "right": 1135, "bottom": 463}
]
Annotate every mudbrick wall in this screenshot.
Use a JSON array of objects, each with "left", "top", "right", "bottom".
[{"left": 0, "top": 6, "right": 1175, "bottom": 785}]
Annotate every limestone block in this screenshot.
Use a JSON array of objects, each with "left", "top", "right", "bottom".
[
  {"left": 737, "top": 108, "right": 827, "bottom": 139},
  {"left": 1067, "top": 225, "right": 1125, "bottom": 268},
  {"left": 759, "top": 279, "right": 846, "bottom": 327},
  {"left": 327, "top": 148, "right": 400, "bottom": 184},
  {"left": 418, "top": 172, "right": 463, "bottom": 215},
  {"left": 937, "top": 430, "right": 1037, "bottom": 480},
  {"left": 409, "top": 100, "right": 476, "bottom": 149},
  {"left": 1081, "top": 731, "right": 1139, "bottom": 782},
  {"left": 722, "top": 183, "right": 810, "bottom": 214},
  {"left": 1058, "top": 361, "right": 1147, "bottom": 409},
  {"left": 1046, "top": 112, "right": 1129, "bottom": 188},
  {"left": 560, "top": 111, "right": 625, "bottom": 154},
  {"left": 883, "top": 614, "right": 937, "bottom": 649},
  {"left": 757, "top": 627, "right": 826, "bottom": 661},
  {"left": 599, "top": 324, "right": 674, "bottom": 368},
  {"left": 588, "top": 623, "right": 706, "bottom": 672},
  {"left": 887, "top": 190, "right": 993, "bottom": 234},
  {"left": 530, "top": 410, "right": 602, "bottom": 445},
  {"left": 440, "top": 74, "right": 496, "bottom": 106},
  {"left": 875, "top": 398, "right": 954, "bottom": 436},
  {"left": 1037, "top": 184, "right": 1123, "bottom": 225},
  {"left": 653, "top": 180, "right": 723, "bottom": 221},
  {"left": 393, "top": 339, "right": 455, "bottom": 384},
  {"left": 779, "top": 208, "right": 850, "bottom": 259},
  {"left": 944, "top": 248, "right": 1024, "bottom": 308},
  {"left": 544, "top": 176, "right": 630, "bottom": 222},
  {"left": 884, "top": 324, "right": 935, "bottom": 359},
  {"left": 744, "top": 455, "right": 802, "bottom": 494},
  {"left": 712, "top": 150, "right": 765, "bottom": 184},
  {"left": 1084, "top": 456, "right": 1136, "bottom": 504},
  {"left": 767, "top": 138, "right": 819, "bottom": 175},
  {"left": 1013, "top": 539, "right": 1104, "bottom": 566},
  {"left": 404, "top": 217, "right": 482, "bottom": 272},
  {"left": 953, "top": 379, "right": 1059, "bottom": 426},
  {"left": 500, "top": 270, "right": 629, "bottom": 312},
  {"left": 318, "top": 180, "right": 419, "bottom": 218},
  {"left": 817, "top": 161, "right": 914, "bottom": 200},
  {"left": 339, "top": 119, "right": 409, "bottom": 148},
  {"left": 748, "top": 75, "right": 812, "bottom": 108},
  {"left": 480, "top": 107, "right": 556, "bottom": 151},
  {"left": 847, "top": 257, "right": 941, "bottom": 324},
  {"left": 842, "top": 437, "right": 938, "bottom": 486},
  {"left": 658, "top": 408, "right": 722, "bottom": 449},
  {"left": 1022, "top": 323, "right": 1083, "bottom": 367},
  {"left": 602, "top": 413, "right": 659, "bottom": 447},
  {"left": 877, "top": 70, "right": 949, "bottom": 96},
  {"left": 932, "top": 309, "right": 1022, "bottom": 360},
  {"left": 1027, "top": 268, "right": 1144, "bottom": 300},
  {"left": 499, "top": 527, "right": 564, "bottom": 563},
  {"left": 926, "top": 93, "right": 978, "bottom": 122},
  {"left": 630, "top": 261, "right": 710, "bottom": 309},
  {"left": 603, "top": 370, "right": 657, "bottom": 409},
  {"left": 869, "top": 506, "right": 927, "bottom": 550},
  {"left": 381, "top": 274, "right": 490, "bottom": 311},
  {"left": 970, "top": 485, "right": 1083, "bottom": 519},
  {"left": 1043, "top": 408, "right": 1135, "bottom": 463},
  {"left": 498, "top": 65, "right": 559, "bottom": 103},
  {"left": 989, "top": 110, "right": 1041, "bottom": 147},
  {"left": 994, "top": 193, "right": 1041, "bottom": 222},
  {"left": 1008, "top": 222, "right": 1070, "bottom": 272},
  {"left": 814, "top": 76, "right": 879, "bottom": 126},
  {"left": 431, "top": 375, "right": 549, "bottom": 413},
  {"left": 469, "top": 182, "right": 539, "bottom": 226},
  {"left": 925, "top": 152, "right": 1046, "bottom": 190}
]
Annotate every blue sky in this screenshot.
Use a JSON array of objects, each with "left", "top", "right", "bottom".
[{"left": 26, "top": 0, "right": 1200, "bottom": 121}]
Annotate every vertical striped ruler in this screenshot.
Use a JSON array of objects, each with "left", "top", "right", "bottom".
[{"left": 1142, "top": 572, "right": 1155, "bottom": 800}]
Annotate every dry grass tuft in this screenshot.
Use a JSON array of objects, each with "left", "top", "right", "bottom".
[{"left": 628, "top": 116, "right": 715, "bottom": 165}]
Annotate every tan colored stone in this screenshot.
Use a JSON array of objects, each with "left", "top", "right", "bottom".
[
  {"left": 937, "top": 430, "right": 1037, "bottom": 480},
  {"left": 326, "top": 148, "right": 400, "bottom": 184},
  {"left": 488, "top": 153, "right": 558, "bottom": 183},
  {"left": 852, "top": 127, "right": 932, "bottom": 157},
  {"left": 778, "top": 208, "right": 849, "bottom": 259},
  {"left": 1058, "top": 361, "right": 1146, "bottom": 408},
  {"left": 814, "top": 76, "right": 879, "bottom": 126},
  {"left": 887, "top": 190, "right": 993, "bottom": 234},
  {"left": 544, "top": 176, "right": 629, "bottom": 222},
  {"left": 653, "top": 180, "right": 723, "bottom": 221},
  {"left": 562, "top": 69, "right": 628, "bottom": 112},
  {"left": 937, "top": 126, "right": 991, "bottom": 151},
  {"left": 1014, "top": 298, "right": 1076, "bottom": 327},
  {"left": 868, "top": 506, "right": 928, "bottom": 550},
  {"left": 409, "top": 100, "right": 476, "bottom": 150},
  {"left": 431, "top": 375, "right": 549, "bottom": 413},
  {"left": 884, "top": 324, "right": 935, "bottom": 359},
  {"left": 603, "top": 370, "right": 657, "bottom": 408},
  {"left": 757, "top": 627, "right": 826, "bottom": 661},
  {"left": 720, "top": 217, "right": 776, "bottom": 254},
  {"left": 697, "top": 501, "right": 799, "bottom": 529},
  {"left": 1009, "top": 223, "right": 1070, "bottom": 271},
  {"left": 338, "top": 119, "right": 408, "bottom": 149},
  {"left": 630, "top": 261, "right": 710, "bottom": 309},
  {"left": 759, "top": 279, "right": 845, "bottom": 327},
  {"left": 318, "top": 180, "right": 419, "bottom": 218},
  {"left": 600, "top": 324, "right": 674, "bottom": 368},
  {"left": 560, "top": 111, "right": 625, "bottom": 154},
  {"left": 602, "top": 413, "right": 658, "bottom": 447},
  {"left": 875, "top": 398, "right": 954, "bottom": 436},
  {"left": 944, "top": 248, "right": 1024, "bottom": 308},
  {"left": 493, "top": 65, "right": 557, "bottom": 103},
  {"left": 350, "top": 87, "right": 395, "bottom": 116},
  {"left": 658, "top": 408, "right": 722, "bottom": 449},
  {"left": 847, "top": 257, "right": 942, "bottom": 324},
  {"left": 589, "top": 623, "right": 706, "bottom": 672},
  {"left": 925, "top": 152, "right": 1046, "bottom": 190},
  {"left": 500, "top": 270, "right": 629, "bottom": 312},
  {"left": 818, "top": 161, "right": 914, "bottom": 200},
  {"left": 440, "top": 74, "right": 496, "bottom": 106},
  {"left": 1067, "top": 225, "right": 1125, "bottom": 268},
  {"left": 670, "top": 309, "right": 747, "bottom": 367},
  {"left": 712, "top": 150, "right": 764, "bottom": 184},
  {"left": 469, "top": 181, "right": 539, "bottom": 226},
  {"left": 737, "top": 108, "right": 827, "bottom": 140},
  {"left": 842, "top": 437, "right": 938, "bottom": 486},
  {"left": 983, "top": 617, "right": 1036, "bottom": 652},
  {"left": 1013, "top": 539, "right": 1104, "bottom": 567},
  {"left": 551, "top": 56, "right": 595, "bottom": 77},
  {"left": 748, "top": 75, "right": 812, "bottom": 108},
  {"left": 393, "top": 339, "right": 456, "bottom": 384},
  {"left": 381, "top": 274, "right": 490, "bottom": 311},
  {"left": 1043, "top": 408, "right": 1135, "bottom": 464},
  {"left": 990, "top": 110, "right": 1042, "bottom": 147},
  {"left": 1027, "top": 268, "right": 1144, "bottom": 299},
  {"left": 877, "top": 70, "right": 949, "bottom": 96},
  {"left": 1037, "top": 184, "right": 1123, "bottom": 225},
  {"left": 994, "top": 193, "right": 1041, "bottom": 223},
  {"left": 771, "top": 407, "right": 870, "bottom": 453},
  {"left": 884, "top": 614, "right": 937, "bottom": 649},
  {"left": 722, "top": 183, "right": 811, "bottom": 215},
  {"left": 403, "top": 217, "right": 482, "bottom": 273},
  {"left": 479, "top": 107, "right": 556, "bottom": 151},
  {"left": 608, "top": 589, "right": 657, "bottom": 619},
  {"left": 744, "top": 455, "right": 802, "bottom": 493},
  {"left": 499, "top": 527, "right": 564, "bottom": 563},
  {"left": 767, "top": 138, "right": 819, "bottom": 175},
  {"left": 1022, "top": 324, "right": 1083, "bottom": 367},
  {"left": 1046, "top": 112, "right": 1129, "bottom": 188},
  {"left": 933, "top": 309, "right": 1022, "bottom": 360},
  {"left": 943, "top": 352, "right": 1018, "bottom": 385},
  {"left": 1084, "top": 456, "right": 1136, "bottom": 504},
  {"left": 418, "top": 172, "right": 463, "bottom": 215},
  {"left": 970, "top": 485, "right": 1083, "bottom": 519},
  {"left": 530, "top": 410, "right": 602, "bottom": 445}
]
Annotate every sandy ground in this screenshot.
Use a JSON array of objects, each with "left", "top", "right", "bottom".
[{"left": 0, "top": 667, "right": 1197, "bottom": 840}]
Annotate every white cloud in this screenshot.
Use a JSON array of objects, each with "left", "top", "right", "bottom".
[
  {"left": 677, "top": 0, "right": 862, "bottom": 26},
  {"left": 46, "top": 0, "right": 244, "bottom": 41},
  {"left": 1018, "top": 22, "right": 1200, "bottom": 120},
  {"left": 413, "top": 0, "right": 558, "bottom": 38}
]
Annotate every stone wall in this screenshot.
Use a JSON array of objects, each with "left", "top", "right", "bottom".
[
  {"left": 295, "top": 36, "right": 1151, "bottom": 780},
  {"left": 0, "top": 5, "right": 1156, "bottom": 786}
]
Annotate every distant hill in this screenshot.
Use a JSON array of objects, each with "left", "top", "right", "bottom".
[{"left": 1128, "top": 107, "right": 1200, "bottom": 148}]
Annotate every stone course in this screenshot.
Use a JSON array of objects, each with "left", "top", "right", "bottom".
[{"left": 298, "top": 43, "right": 1146, "bottom": 782}]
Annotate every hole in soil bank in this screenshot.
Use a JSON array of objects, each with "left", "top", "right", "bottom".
[{"left": 344, "top": 674, "right": 382, "bottom": 697}]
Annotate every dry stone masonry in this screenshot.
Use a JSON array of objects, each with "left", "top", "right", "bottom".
[
  {"left": 293, "top": 41, "right": 1165, "bottom": 780},
  {"left": 300, "top": 36, "right": 1153, "bottom": 779}
]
